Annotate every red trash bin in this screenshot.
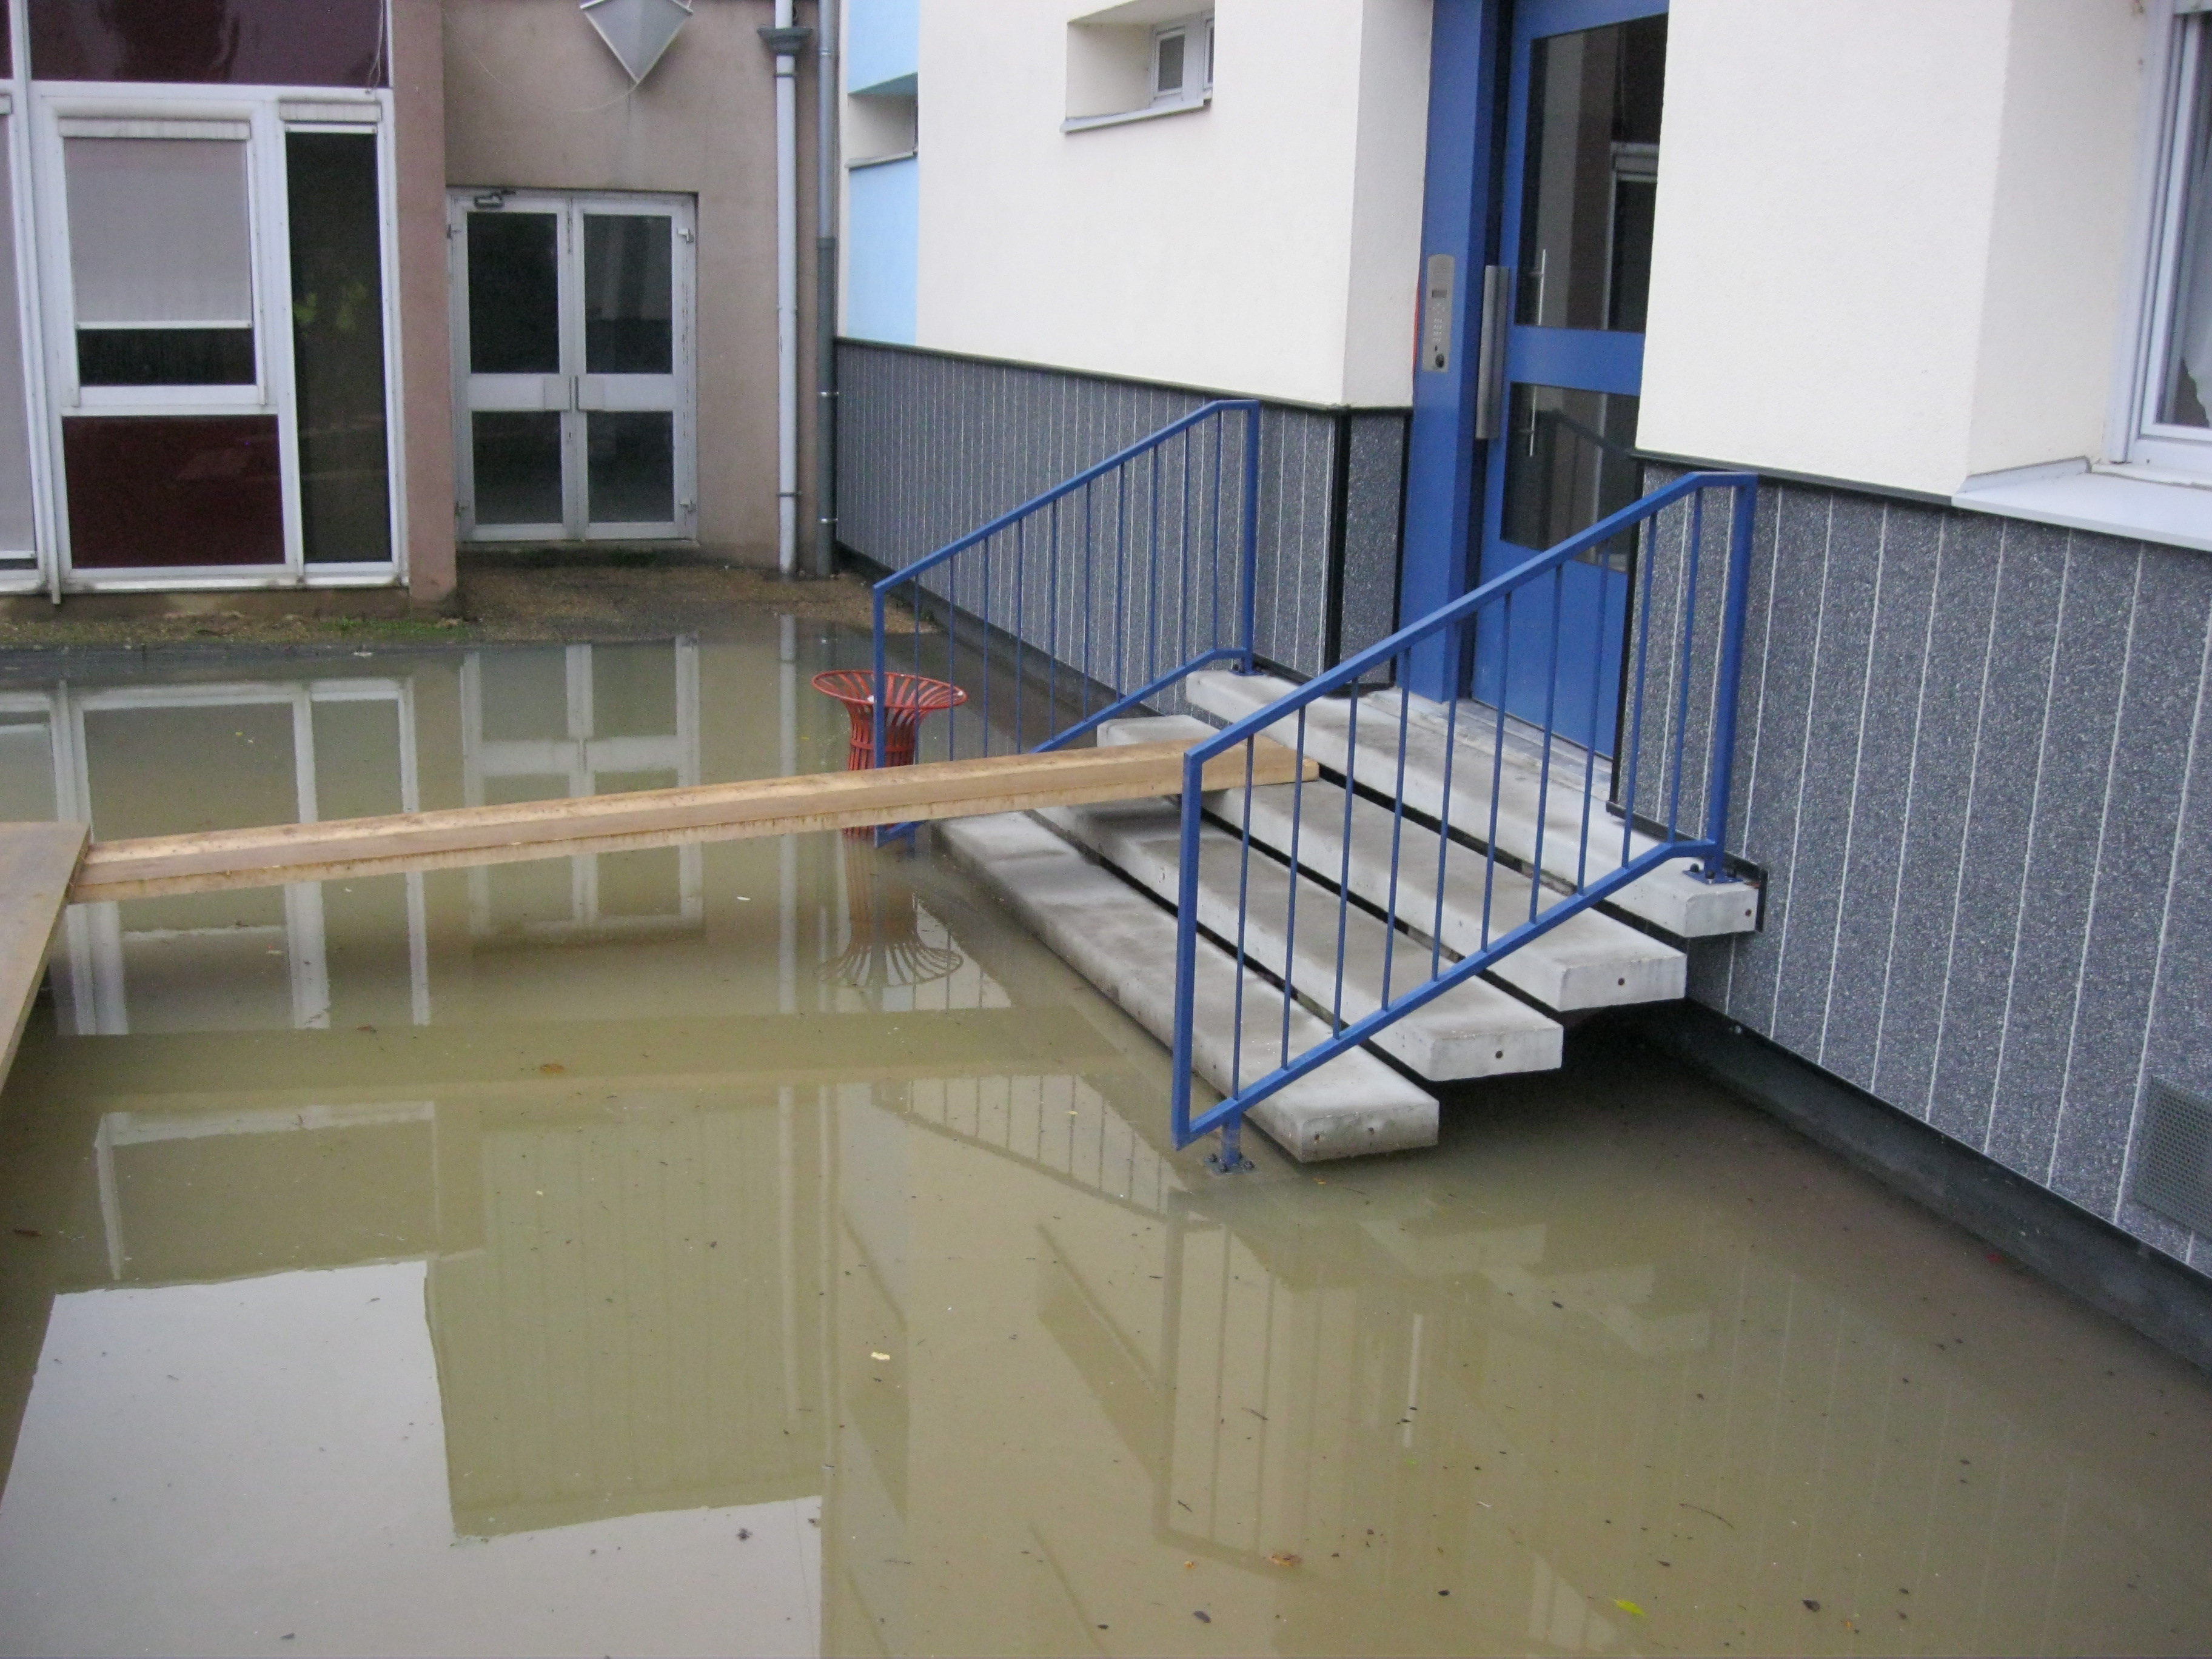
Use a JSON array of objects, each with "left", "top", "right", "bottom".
[{"left": 812, "top": 670, "right": 967, "bottom": 771}]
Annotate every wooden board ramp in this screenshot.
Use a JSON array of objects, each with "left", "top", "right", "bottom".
[
  {"left": 0, "top": 821, "right": 90, "bottom": 1084},
  {"left": 67, "top": 736, "right": 1314, "bottom": 904}
]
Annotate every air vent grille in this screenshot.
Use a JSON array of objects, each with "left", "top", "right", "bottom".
[{"left": 2133, "top": 1080, "right": 2212, "bottom": 1239}]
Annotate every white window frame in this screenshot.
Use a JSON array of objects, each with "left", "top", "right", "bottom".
[
  {"left": 1148, "top": 13, "right": 1212, "bottom": 110},
  {"left": 18, "top": 78, "right": 403, "bottom": 593},
  {"left": 2117, "top": 2, "right": 2212, "bottom": 477}
]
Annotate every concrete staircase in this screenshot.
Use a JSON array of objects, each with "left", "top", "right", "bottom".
[{"left": 940, "top": 672, "right": 1760, "bottom": 1164}]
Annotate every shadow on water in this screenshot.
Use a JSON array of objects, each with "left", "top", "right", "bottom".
[{"left": 0, "top": 617, "right": 2205, "bottom": 1655}]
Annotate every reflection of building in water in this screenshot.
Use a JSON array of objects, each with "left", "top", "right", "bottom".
[
  {"left": 0, "top": 675, "right": 427, "bottom": 1034},
  {"left": 0, "top": 640, "right": 714, "bottom": 1035},
  {"left": 461, "top": 642, "right": 703, "bottom": 943}
]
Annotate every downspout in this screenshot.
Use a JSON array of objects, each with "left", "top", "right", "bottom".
[
  {"left": 760, "top": 6, "right": 811, "bottom": 577},
  {"left": 814, "top": 0, "right": 839, "bottom": 578}
]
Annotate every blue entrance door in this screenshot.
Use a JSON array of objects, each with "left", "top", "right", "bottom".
[{"left": 1472, "top": 0, "right": 1666, "bottom": 756}]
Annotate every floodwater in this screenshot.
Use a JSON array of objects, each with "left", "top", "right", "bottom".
[{"left": 0, "top": 619, "right": 2206, "bottom": 1658}]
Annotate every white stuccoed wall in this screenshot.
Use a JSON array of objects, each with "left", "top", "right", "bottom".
[
  {"left": 1638, "top": 0, "right": 2148, "bottom": 496},
  {"left": 914, "top": 0, "right": 1432, "bottom": 407}
]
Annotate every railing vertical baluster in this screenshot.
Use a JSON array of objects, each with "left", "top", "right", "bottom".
[
  {"left": 1172, "top": 749, "right": 1205, "bottom": 1148},
  {"left": 1620, "top": 500, "right": 1664, "bottom": 863},
  {"left": 1381, "top": 672, "right": 1412, "bottom": 1008},
  {"left": 1666, "top": 489, "right": 1706, "bottom": 839},
  {"left": 1240, "top": 404, "right": 1261, "bottom": 671},
  {"left": 1700, "top": 481, "right": 1759, "bottom": 878},
  {"left": 871, "top": 586, "right": 888, "bottom": 774},
  {"left": 1210, "top": 415, "right": 1225, "bottom": 655},
  {"left": 1232, "top": 732, "right": 1258, "bottom": 1093},
  {"left": 1082, "top": 481, "right": 1096, "bottom": 722},
  {"left": 1179, "top": 425, "right": 1194, "bottom": 681},
  {"left": 1114, "top": 466, "right": 1130, "bottom": 702},
  {"left": 1576, "top": 556, "right": 1612, "bottom": 892},
  {"left": 1147, "top": 444, "right": 1163, "bottom": 688},
  {"left": 1046, "top": 500, "right": 1061, "bottom": 737},
  {"left": 1529, "top": 565, "right": 1564, "bottom": 918},
  {"left": 1483, "top": 594, "right": 1513, "bottom": 949},
  {"left": 1013, "top": 516, "right": 1026, "bottom": 749},
  {"left": 1332, "top": 699, "right": 1358, "bottom": 1034},
  {"left": 980, "top": 534, "right": 993, "bottom": 756},
  {"left": 1432, "top": 625, "right": 1461, "bottom": 977},
  {"left": 1281, "top": 706, "right": 1309, "bottom": 1070}
]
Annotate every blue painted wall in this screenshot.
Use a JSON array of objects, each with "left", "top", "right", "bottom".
[
  {"left": 1399, "top": 0, "right": 1504, "bottom": 702},
  {"left": 846, "top": 156, "right": 919, "bottom": 344},
  {"left": 846, "top": 0, "right": 918, "bottom": 93}
]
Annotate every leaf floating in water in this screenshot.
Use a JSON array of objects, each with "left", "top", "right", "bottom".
[
  {"left": 538, "top": 1062, "right": 566, "bottom": 1074},
  {"left": 870, "top": 1352, "right": 891, "bottom": 1362},
  {"left": 1192, "top": 1610, "right": 1211, "bottom": 1624},
  {"left": 1267, "top": 1552, "right": 1301, "bottom": 1569},
  {"left": 1614, "top": 1600, "right": 1646, "bottom": 1617},
  {"left": 1803, "top": 1599, "right": 1822, "bottom": 1612}
]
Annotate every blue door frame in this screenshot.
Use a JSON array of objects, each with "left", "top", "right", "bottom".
[{"left": 1399, "top": 0, "right": 1666, "bottom": 755}]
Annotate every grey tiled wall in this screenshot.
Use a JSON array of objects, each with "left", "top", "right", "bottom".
[
  {"left": 834, "top": 343, "right": 1406, "bottom": 683},
  {"left": 1638, "top": 467, "right": 2212, "bottom": 1273}
]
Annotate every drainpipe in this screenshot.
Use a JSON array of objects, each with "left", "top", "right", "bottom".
[
  {"left": 760, "top": 6, "right": 813, "bottom": 577},
  {"left": 814, "top": 0, "right": 839, "bottom": 579}
]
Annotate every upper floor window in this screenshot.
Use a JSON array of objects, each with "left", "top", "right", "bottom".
[
  {"left": 1150, "top": 15, "right": 1212, "bottom": 110},
  {"left": 2132, "top": 5, "right": 2212, "bottom": 472}
]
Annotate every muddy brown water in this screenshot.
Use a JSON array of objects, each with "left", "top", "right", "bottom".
[{"left": 0, "top": 622, "right": 2205, "bottom": 1658}]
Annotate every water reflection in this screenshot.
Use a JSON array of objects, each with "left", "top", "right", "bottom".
[{"left": 0, "top": 623, "right": 2205, "bottom": 1656}]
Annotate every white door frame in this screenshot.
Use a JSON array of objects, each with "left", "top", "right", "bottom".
[{"left": 449, "top": 188, "right": 697, "bottom": 543}]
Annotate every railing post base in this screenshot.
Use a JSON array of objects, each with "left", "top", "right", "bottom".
[{"left": 1205, "top": 1118, "right": 1254, "bottom": 1174}]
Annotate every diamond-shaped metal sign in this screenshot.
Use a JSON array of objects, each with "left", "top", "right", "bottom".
[{"left": 581, "top": 0, "right": 693, "bottom": 84}]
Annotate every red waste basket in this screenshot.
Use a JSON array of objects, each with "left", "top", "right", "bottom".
[{"left": 812, "top": 670, "right": 967, "bottom": 771}]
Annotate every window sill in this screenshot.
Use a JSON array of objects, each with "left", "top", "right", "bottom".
[
  {"left": 1062, "top": 96, "right": 1209, "bottom": 135},
  {"left": 847, "top": 150, "right": 916, "bottom": 172},
  {"left": 1952, "top": 462, "right": 2212, "bottom": 554}
]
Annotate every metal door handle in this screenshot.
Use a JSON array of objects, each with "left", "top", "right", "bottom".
[{"left": 1473, "top": 264, "right": 1512, "bottom": 441}]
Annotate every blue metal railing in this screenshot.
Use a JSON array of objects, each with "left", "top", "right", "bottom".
[
  {"left": 1170, "top": 471, "right": 1758, "bottom": 1164},
  {"left": 871, "top": 401, "right": 1263, "bottom": 772}
]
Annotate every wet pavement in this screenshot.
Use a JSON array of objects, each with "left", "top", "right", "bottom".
[{"left": 0, "top": 620, "right": 2207, "bottom": 1657}]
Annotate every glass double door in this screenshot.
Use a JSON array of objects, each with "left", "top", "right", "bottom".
[
  {"left": 451, "top": 191, "right": 695, "bottom": 542},
  {"left": 1473, "top": 0, "right": 1666, "bottom": 756}
]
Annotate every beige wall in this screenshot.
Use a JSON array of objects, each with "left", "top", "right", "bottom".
[
  {"left": 441, "top": 0, "right": 817, "bottom": 566},
  {"left": 395, "top": 0, "right": 455, "bottom": 605}
]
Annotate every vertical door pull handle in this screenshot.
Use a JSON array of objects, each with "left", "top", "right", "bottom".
[{"left": 1473, "top": 264, "right": 1512, "bottom": 441}]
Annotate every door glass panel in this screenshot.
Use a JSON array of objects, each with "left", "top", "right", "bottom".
[
  {"left": 583, "top": 215, "right": 672, "bottom": 374},
  {"left": 63, "top": 414, "right": 283, "bottom": 566},
  {"left": 1514, "top": 16, "right": 1666, "bottom": 331},
  {"left": 66, "top": 135, "right": 255, "bottom": 386},
  {"left": 0, "top": 125, "right": 35, "bottom": 553},
  {"left": 287, "top": 132, "right": 392, "bottom": 564},
  {"left": 466, "top": 212, "right": 560, "bottom": 375},
  {"left": 472, "top": 412, "right": 563, "bottom": 525},
  {"left": 1501, "top": 384, "right": 1641, "bottom": 569},
  {"left": 587, "top": 411, "right": 674, "bottom": 523}
]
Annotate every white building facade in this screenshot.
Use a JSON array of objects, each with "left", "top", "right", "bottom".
[{"left": 837, "top": 0, "right": 2212, "bottom": 1298}]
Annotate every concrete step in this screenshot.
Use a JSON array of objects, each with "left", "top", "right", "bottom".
[
  {"left": 1100, "top": 716, "right": 1684, "bottom": 1011},
  {"left": 1184, "top": 672, "right": 1760, "bottom": 939},
  {"left": 1038, "top": 796, "right": 1563, "bottom": 1081},
  {"left": 937, "top": 811, "right": 1438, "bottom": 1162}
]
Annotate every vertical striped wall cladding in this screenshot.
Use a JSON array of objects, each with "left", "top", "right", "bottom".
[
  {"left": 1635, "top": 465, "right": 2212, "bottom": 1275},
  {"left": 834, "top": 343, "right": 1406, "bottom": 685}
]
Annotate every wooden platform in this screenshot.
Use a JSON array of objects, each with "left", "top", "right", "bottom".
[
  {"left": 67, "top": 734, "right": 1312, "bottom": 904},
  {"left": 0, "top": 822, "right": 89, "bottom": 1084}
]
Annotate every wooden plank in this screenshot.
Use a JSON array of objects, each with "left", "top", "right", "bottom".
[
  {"left": 0, "top": 821, "right": 88, "bottom": 1084},
  {"left": 70, "top": 736, "right": 1314, "bottom": 903}
]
